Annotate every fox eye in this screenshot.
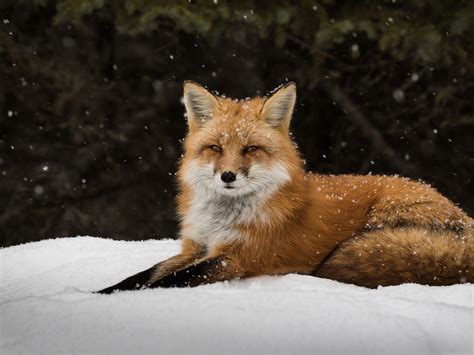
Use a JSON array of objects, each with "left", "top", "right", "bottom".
[
  {"left": 209, "top": 145, "right": 222, "bottom": 153},
  {"left": 244, "top": 145, "right": 258, "bottom": 153}
]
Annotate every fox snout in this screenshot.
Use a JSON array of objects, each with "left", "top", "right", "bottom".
[
  {"left": 217, "top": 169, "right": 244, "bottom": 191},
  {"left": 221, "top": 171, "right": 236, "bottom": 183}
]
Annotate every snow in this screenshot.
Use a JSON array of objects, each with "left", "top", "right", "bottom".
[{"left": 1, "top": 237, "right": 472, "bottom": 355}]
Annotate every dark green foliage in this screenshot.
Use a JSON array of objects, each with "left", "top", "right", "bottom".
[{"left": 1, "top": 0, "right": 473, "bottom": 246}]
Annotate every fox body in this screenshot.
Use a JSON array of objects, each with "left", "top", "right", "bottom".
[{"left": 99, "top": 82, "right": 472, "bottom": 293}]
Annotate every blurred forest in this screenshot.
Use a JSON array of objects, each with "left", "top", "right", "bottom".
[{"left": 1, "top": 0, "right": 473, "bottom": 246}]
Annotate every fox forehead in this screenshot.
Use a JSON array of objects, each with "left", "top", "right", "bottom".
[
  {"left": 214, "top": 97, "right": 266, "bottom": 128},
  {"left": 188, "top": 97, "right": 277, "bottom": 145},
  {"left": 217, "top": 96, "right": 265, "bottom": 117}
]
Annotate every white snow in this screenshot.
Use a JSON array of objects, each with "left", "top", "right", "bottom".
[{"left": 1, "top": 237, "right": 472, "bottom": 354}]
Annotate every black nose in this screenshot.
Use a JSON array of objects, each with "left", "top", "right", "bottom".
[{"left": 221, "top": 171, "right": 236, "bottom": 183}]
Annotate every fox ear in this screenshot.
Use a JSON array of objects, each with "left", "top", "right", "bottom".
[
  {"left": 183, "top": 81, "right": 218, "bottom": 126},
  {"left": 261, "top": 82, "right": 296, "bottom": 129}
]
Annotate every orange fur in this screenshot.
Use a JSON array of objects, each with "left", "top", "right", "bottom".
[{"left": 315, "top": 226, "right": 472, "bottom": 287}]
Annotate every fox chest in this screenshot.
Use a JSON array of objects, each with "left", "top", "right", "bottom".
[{"left": 182, "top": 196, "right": 258, "bottom": 250}]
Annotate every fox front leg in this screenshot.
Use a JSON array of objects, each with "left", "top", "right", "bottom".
[
  {"left": 97, "top": 256, "right": 241, "bottom": 293},
  {"left": 97, "top": 240, "right": 205, "bottom": 294},
  {"left": 97, "top": 264, "right": 156, "bottom": 294},
  {"left": 148, "top": 257, "right": 242, "bottom": 288},
  {"left": 96, "top": 253, "right": 199, "bottom": 294}
]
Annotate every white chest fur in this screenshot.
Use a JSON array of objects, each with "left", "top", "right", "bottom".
[{"left": 182, "top": 192, "right": 260, "bottom": 250}]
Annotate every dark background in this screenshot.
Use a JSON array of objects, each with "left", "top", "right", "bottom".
[{"left": 1, "top": 0, "right": 473, "bottom": 247}]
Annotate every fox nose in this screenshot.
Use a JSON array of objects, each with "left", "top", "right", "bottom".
[{"left": 221, "top": 171, "right": 236, "bottom": 183}]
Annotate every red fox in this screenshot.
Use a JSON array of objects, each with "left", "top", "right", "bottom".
[{"left": 98, "top": 81, "right": 472, "bottom": 293}]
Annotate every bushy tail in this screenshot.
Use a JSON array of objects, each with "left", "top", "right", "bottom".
[{"left": 314, "top": 226, "right": 473, "bottom": 288}]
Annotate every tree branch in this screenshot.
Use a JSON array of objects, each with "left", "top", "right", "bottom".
[{"left": 320, "top": 80, "right": 417, "bottom": 175}]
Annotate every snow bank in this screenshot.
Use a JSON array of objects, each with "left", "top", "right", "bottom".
[{"left": 1, "top": 237, "right": 472, "bottom": 354}]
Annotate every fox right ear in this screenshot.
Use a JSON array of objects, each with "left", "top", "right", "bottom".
[
  {"left": 261, "top": 82, "right": 296, "bottom": 129},
  {"left": 183, "top": 81, "right": 218, "bottom": 127}
]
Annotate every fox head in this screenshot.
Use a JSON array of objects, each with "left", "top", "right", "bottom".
[{"left": 179, "top": 81, "right": 301, "bottom": 199}]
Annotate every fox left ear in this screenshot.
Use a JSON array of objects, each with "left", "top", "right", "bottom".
[
  {"left": 183, "top": 81, "right": 219, "bottom": 127},
  {"left": 261, "top": 82, "right": 296, "bottom": 129}
]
